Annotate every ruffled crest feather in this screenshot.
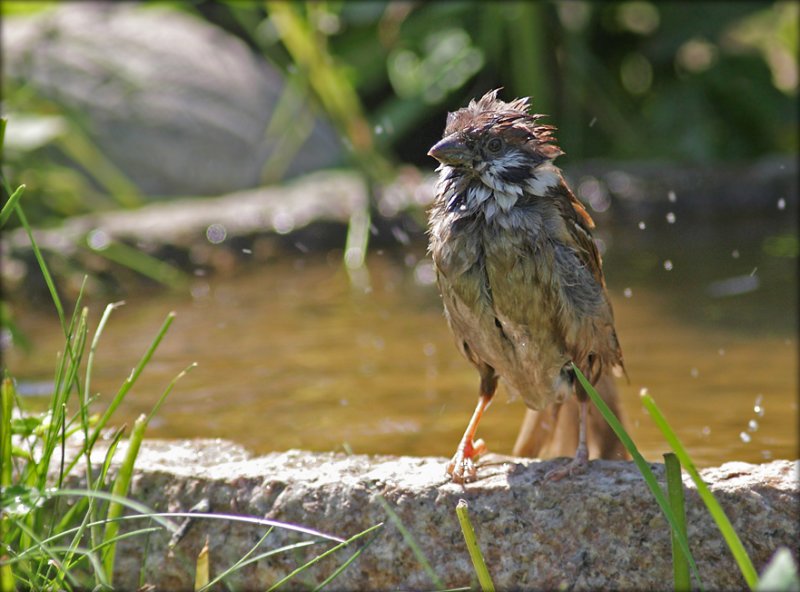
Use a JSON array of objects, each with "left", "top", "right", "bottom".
[{"left": 444, "top": 89, "right": 563, "bottom": 162}]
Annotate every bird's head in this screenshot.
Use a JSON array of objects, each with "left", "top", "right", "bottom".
[{"left": 428, "top": 90, "right": 564, "bottom": 213}]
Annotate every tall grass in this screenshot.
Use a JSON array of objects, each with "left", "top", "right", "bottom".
[
  {"left": 574, "top": 363, "right": 797, "bottom": 592},
  {"left": 0, "top": 116, "right": 381, "bottom": 589}
]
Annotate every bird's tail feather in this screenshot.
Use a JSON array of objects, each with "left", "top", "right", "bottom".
[{"left": 512, "top": 371, "right": 629, "bottom": 460}]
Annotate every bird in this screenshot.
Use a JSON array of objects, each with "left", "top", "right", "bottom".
[{"left": 427, "top": 89, "right": 627, "bottom": 483}]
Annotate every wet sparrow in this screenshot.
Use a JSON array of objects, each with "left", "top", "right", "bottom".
[{"left": 427, "top": 90, "right": 627, "bottom": 483}]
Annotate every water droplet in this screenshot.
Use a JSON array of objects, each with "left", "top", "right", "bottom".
[
  {"left": 663, "top": 259, "right": 673, "bottom": 271},
  {"left": 190, "top": 282, "right": 210, "bottom": 300},
  {"left": 748, "top": 419, "right": 758, "bottom": 432},
  {"left": 701, "top": 426, "right": 711, "bottom": 436},
  {"left": 731, "top": 249, "right": 740, "bottom": 259},
  {"left": 241, "top": 248, "right": 252, "bottom": 255},
  {"left": 589, "top": 117, "right": 597, "bottom": 127},
  {"left": 761, "top": 450, "right": 772, "bottom": 460},
  {"left": 623, "top": 287, "right": 633, "bottom": 298},
  {"left": 754, "top": 394, "right": 764, "bottom": 416},
  {"left": 639, "top": 387, "right": 649, "bottom": 397},
  {"left": 423, "top": 343, "right": 437, "bottom": 357},
  {"left": 272, "top": 212, "right": 295, "bottom": 235},
  {"left": 777, "top": 197, "right": 786, "bottom": 210},
  {"left": 718, "top": 348, "right": 725, "bottom": 356},
  {"left": 666, "top": 212, "right": 676, "bottom": 224},
  {"left": 206, "top": 223, "right": 227, "bottom": 244},
  {"left": 638, "top": 221, "right": 646, "bottom": 230},
  {"left": 413, "top": 261, "right": 437, "bottom": 286},
  {"left": 87, "top": 229, "right": 111, "bottom": 250},
  {"left": 739, "top": 432, "right": 751, "bottom": 443},
  {"left": 668, "top": 190, "right": 677, "bottom": 202},
  {"left": 374, "top": 124, "right": 384, "bottom": 135},
  {"left": 690, "top": 367, "right": 699, "bottom": 378}
]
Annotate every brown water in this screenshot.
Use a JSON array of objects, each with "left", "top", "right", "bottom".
[{"left": 5, "top": 215, "right": 797, "bottom": 467}]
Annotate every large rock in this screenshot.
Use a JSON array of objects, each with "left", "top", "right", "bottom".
[
  {"left": 67, "top": 439, "right": 798, "bottom": 590},
  {"left": 3, "top": 3, "right": 342, "bottom": 196}
]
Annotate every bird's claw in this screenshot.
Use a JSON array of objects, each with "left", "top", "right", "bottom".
[
  {"left": 446, "top": 438, "right": 487, "bottom": 483},
  {"left": 545, "top": 446, "right": 589, "bottom": 482}
]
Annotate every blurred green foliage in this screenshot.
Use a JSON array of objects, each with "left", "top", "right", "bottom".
[
  {"left": 1, "top": 0, "right": 797, "bottom": 227},
  {"left": 200, "top": 0, "right": 797, "bottom": 165}
]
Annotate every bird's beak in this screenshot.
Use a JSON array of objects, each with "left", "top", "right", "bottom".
[{"left": 427, "top": 135, "right": 471, "bottom": 166}]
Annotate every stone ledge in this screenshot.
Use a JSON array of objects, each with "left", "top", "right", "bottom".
[{"left": 65, "top": 439, "right": 798, "bottom": 590}]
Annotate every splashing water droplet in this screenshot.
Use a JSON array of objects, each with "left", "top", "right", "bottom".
[
  {"left": 87, "top": 229, "right": 111, "bottom": 250},
  {"left": 748, "top": 419, "right": 758, "bottom": 432},
  {"left": 777, "top": 198, "right": 786, "bottom": 210},
  {"left": 754, "top": 394, "right": 764, "bottom": 416},
  {"left": 702, "top": 426, "right": 711, "bottom": 436},
  {"left": 638, "top": 221, "right": 646, "bottom": 230},
  {"left": 739, "top": 432, "right": 752, "bottom": 443},
  {"left": 663, "top": 260, "right": 673, "bottom": 271},
  {"left": 639, "top": 387, "right": 649, "bottom": 397},
  {"left": 718, "top": 348, "right": 725, "bottom": 356},
  {"left": 666, "top": 212, "right": 676, "bottom": 224},
  {"left": 206, "top": 223, "right": 227, "bottom": 244},
  {"left": 668, "top": 190, "right": 677, "bottom": 203},
  {"left": 623, "top": 287, "right": 633, "bottom": 298},
  {"left": 690, "top": 367, "right": 699, "bottom": 378},
  {"left": 731, "top": 249, "right": 740, "bottom": 259}
]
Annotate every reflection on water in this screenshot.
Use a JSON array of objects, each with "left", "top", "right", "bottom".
[{"left": 5, "top": 216, "right": 797, "bottom": 467}]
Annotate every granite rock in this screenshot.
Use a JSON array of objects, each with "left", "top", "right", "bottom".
[{"left": 65, "top": 439, "right": 799, "bottom": 591}]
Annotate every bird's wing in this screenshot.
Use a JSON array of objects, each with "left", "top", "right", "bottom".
[{"left": 550, "top": 180, "right": 626, "bottom": 380}]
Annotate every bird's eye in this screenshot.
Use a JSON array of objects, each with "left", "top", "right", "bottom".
[{"left": 486, "top": 137, "right": 503, "bottom": 153}]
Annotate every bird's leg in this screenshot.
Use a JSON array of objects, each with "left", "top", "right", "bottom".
[
  {"left": 545, "top": 391, "right": 590, "bottom": 481},
  {"left": 447, "top": 371, "right": 497, "bottom": 483}
]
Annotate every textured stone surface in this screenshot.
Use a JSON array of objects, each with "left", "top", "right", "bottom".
[{"left": 68, "top": 439, "right": 798, "bottom": 591}]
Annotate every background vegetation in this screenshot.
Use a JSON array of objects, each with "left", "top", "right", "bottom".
[{"left": 2, "top": 0, "right": 797, "bottom": 228}]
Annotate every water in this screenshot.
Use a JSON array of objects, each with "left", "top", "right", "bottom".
[{"left": 4, "top": 216, "right": 797, "bottom": 467}]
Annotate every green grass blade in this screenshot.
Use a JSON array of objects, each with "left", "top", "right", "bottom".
[
  {"left": 0, "top": 377, "right": 14, "bottom": 487},
  {"left": 373, "top": 492, "right": 444, "bottom": 589},
  {"left": 641, "top": 393, "right": 759, "bottom": 589},
  {"left": 84, "top": 301, "right": 126, "bottom": 417},
  {"left": 0, "top": 183, "right": 25, "bottom": 227},
  {"left": 312, "top": 530, "right": 380, "bottom": 592},
  {"left": 198, "top": 534, "right": 319, "bottom": 591},
  {"left": 194, "top": 536, "right": 210, "bottom": 591},
  {"left": 102, "top": 413, "right": 147, "bottom": 581},
  {"left": 664, "top": 453, "right": 690, "bottom": 591},
  {"left": 8, "top": 203, "right": 66, "bottom": 332},
  {"left": 92, "top": 240, "right": 187, "bottom": 289},
  {"left": 97, "top": 511, "right": 342, "bottom": 543},
  {"left": 456, "top": 499, "right": 495, "bottom": 592},
  {"left": 147, "top": 363, "right": 196, "bottom": 424},
  {"left": 0, "top": 117, "right": 6, "bottom": 162},
  {"left": 266, "top": 523, "right": 384, "bottom": 592},
  {"left": 0, "top": 377, "right": 16, "bottom": 590},
  {"left": 85, "top": 311, "right": 175, "bottom": 455},
  {"left": 756, "top": 547, "right": 800, "bottom": 591},
  {"left": 572, "top": 364, "right": 704, "bottom": 590}
]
